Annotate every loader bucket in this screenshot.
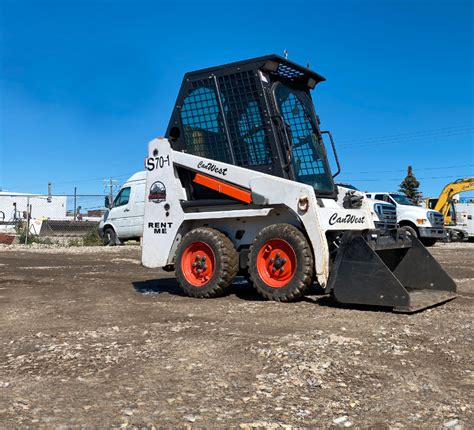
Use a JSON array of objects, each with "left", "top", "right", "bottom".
[{"left": 327, "top": 231, "right": 457, "bottom": 313}]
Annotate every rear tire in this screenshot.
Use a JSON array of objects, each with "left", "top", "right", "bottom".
[
  {"left": 176, "top": 227, "right": 238, "bottom": 298},
  {"left": 248, "top": 224, "right": 313, "bottom": 302},
  {"left": 103, "top": 227, "right": 117, "bottom": 246}
]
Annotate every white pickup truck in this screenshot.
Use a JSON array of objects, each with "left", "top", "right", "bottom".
[{"left": 366, "top": 192, "right": 445, "bottom": 246}]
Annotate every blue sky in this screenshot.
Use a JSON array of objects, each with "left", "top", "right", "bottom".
[{"left": 0, "top": 0, "right": 473, "bottom": 199}]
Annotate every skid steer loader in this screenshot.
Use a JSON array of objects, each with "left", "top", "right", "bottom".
[{"left": 141, "top": 55, "right": 456, "bottom": 312}]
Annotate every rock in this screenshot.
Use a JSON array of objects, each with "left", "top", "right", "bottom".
[
  {"left": 122, "top": 408, "right": 134, "bottom": 416},
  {"left": 184, "top": 414, "right": 198, "bottom": 422},
  {"left": 333, "top": 415, "right": 348, "bottom": 425},
  {"left": 443, "top": 419, "right": 459, "bottom": 428}
]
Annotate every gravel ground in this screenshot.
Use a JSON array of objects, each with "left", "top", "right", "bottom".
[{"left": 0, "top": 242, "right": 472, "bottom": 429}]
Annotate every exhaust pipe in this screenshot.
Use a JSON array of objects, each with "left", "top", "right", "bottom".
[{"left": 327, "top": 231, "right": 457, "bottom": 313}]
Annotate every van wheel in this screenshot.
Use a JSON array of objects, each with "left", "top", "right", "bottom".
[
  {"left": 103, "top": 227, "right": 118, "bottom": 246},
  {"left": 248, "top": 224, "right": 314, "bottom": 302},
  {"left": 176, "top": 228, "right": 238, "bottom": 298}
]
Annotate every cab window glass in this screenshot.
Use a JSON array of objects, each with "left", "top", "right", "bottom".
[
  {"left": 114, "top": 187, "right": 131, "bottom": 207},
  {"left": 374, "top": 194, "right": 385, "bottom": 201}
]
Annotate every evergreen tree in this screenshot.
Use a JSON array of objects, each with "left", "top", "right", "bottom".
[{"left": 399, "top": 165, "right": 422, "bottom": 205}]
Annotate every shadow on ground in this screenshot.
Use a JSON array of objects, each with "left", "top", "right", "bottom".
[{"left": 132, "top": 277, "right": 418, "bottom": 313}]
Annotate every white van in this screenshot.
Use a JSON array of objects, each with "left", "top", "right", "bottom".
[{"left": 99, "top": 171, "right": 145, "bottom": 245}]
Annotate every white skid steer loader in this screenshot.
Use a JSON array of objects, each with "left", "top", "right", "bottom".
[{"left": 141, "top": 55, "right": 456, "bottom": 312}]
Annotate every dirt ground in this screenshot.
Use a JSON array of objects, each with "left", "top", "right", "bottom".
[{"left": 0, "top": 242, "right": 472, "bottom": 429}]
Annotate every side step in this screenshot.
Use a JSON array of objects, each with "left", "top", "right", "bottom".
[{"left": 326, "top": 231, "right": 457, "bottom": 313}]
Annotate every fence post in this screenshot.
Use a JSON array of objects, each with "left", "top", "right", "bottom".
[
  {"left": 24, "top": 196, "right": 30, "bottom": 245},
  {"left": 73, "top": 187, "right": 77, "bottom": 220}
]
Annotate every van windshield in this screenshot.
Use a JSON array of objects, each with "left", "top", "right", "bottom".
[{"left": 274, "top": 83, "right": 334, "bottom": 194}]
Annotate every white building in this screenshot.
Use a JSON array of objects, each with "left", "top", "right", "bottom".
[{"left": 0, "top": 192, "right": 67, "bottom": 222}]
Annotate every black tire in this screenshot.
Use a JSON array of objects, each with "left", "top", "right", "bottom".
[
  {"left": 103, "top": 227, "right": 117, "bottom": 246},
  {"left": 400, "top": 224, "right": 418, "bottom": 238},
  {"left": 420, "top": 238, "right": 437, "bottom": 247},
  {"left": 248, "top": 223, "right": 314, "bottom": 302},
  {"left": 175, "top": 227, "right": 238, "bottom": 298}
]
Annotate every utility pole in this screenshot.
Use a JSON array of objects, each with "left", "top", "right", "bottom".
[
  {"left": 47, "top": 182, "right": 52, "bottom": 203},
  {"left": 73, "top": 187, "right": 77, "bottom": 219},
  {"left": 103, "top": 177, "right": 118, "bottom": 208}
]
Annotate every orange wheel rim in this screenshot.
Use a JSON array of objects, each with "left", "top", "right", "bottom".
[
  {"left": 256, "top": 239, "right": 296, "bottom": 288},
  {"left": 181, "top": 241, "right": 215, "bottom": 287}
]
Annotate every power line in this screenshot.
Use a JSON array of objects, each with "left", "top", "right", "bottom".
[
  {"left": 338, "top": 128, "right": 474, "bottom": 150},
  {"left": 337, "top": 125, "right": 473, "bottom": 144},
  {"left": 339, "top": 173, "right": 473, "bottom": 182},
  {"left": 342, "top": 163, "right": 474, "bottom": 175}
]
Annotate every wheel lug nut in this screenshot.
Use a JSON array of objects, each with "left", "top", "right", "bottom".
[
  {"left": 276, "top": 253, "right": 280, "bottom": 258},
  {"left": 203, "top": 265, "right": 207, "bottom": 271},
  {"left": 272, "top": 267, "right": 277, "bottom": 273},
  {"left": 192, "top": 263, "right": 197, "bottom": 267},
  {"left": 202, "top": 256, "right": 206, "bottom": 261},
  {"left": 281, "top": 258, "right": 287, "bottom": 264},
  {"left": 270, "top": 258, "right": 275, "bottom": 264}
]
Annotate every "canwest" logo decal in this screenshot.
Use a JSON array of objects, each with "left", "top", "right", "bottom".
[
  {"left": 197, "top": 161, "right": 228, "bottom": 176},
  {"left": 329, "top": 213, "right": 366, "bottom": 226}
]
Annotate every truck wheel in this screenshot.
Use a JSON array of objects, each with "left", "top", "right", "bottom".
[
  {"left": 400, "top": 225, "right": 418, "bottom": 238},
  {"left": 176, "top": 228, "right": 238, "bottom": 298},
  {"left": 421, "top": 238, "right": 437, "bottom": 247},
  {"left": 248, "top": 224, "right": 314, "bottom": 302},
  {"left": 103, "top": 227, "right": 117, "bottom": 246}
]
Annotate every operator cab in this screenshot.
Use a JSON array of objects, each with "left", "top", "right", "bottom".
[{"left": 166, "top": 55, "right": 337, "bottom": 199}]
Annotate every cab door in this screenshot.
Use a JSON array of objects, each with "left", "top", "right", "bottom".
[{"left": 108, "top": 186, "right": 132, "bottom": 238}]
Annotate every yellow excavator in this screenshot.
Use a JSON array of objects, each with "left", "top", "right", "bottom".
[{"left": 426, "top": 177, "right": 474, "bottom": 229}]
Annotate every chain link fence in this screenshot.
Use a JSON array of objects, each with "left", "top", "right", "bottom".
[{"left": 0, "top": 193, "right": 108, "bottom": 245}]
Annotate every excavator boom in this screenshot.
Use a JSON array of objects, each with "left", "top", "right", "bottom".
[{"left": 431, "top": 178, "right": 474, "bottom": 224}]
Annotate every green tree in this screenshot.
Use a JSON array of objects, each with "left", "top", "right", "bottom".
[{"left": 399, "top": 165, "right": 422, "bottom": 205}]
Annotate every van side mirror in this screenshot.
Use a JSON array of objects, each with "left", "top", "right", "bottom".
[{"left": 104, "top": 196, "right": 110, "bottom": 208}]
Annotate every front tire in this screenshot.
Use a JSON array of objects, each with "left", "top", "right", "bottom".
[
  {"left": 400, "top": 224, "right": 418, "bottom": 238},
  {"left": 248, "top": 224, "right": 314, "bottom": 302},
  {"left": 103, "top": 227, "right": 118, "bottom": 246},
  {"left": 175, "top": 228, "right": 238, "bottom": 298}
]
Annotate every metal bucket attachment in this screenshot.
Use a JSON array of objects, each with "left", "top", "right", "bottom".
[{"left": 326, "top": 231, "right": 457, "bottom": 313}]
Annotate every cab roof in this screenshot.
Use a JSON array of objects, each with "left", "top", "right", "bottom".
[{"left": 183, "top": 54, "right": 326, "bottom": 88}]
